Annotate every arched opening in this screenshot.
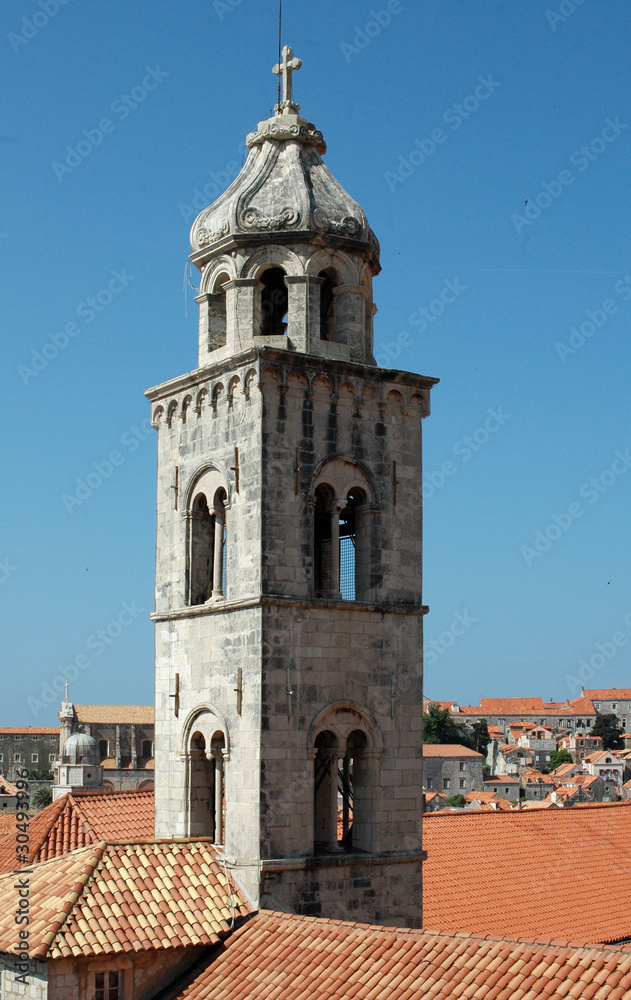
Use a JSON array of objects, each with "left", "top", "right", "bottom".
[
  {"left": 189, "top": 493, "right": 214, "bottom": 605},
  {"left": 313, "top": 485, "right": 334, "bottom": 598},
  {"left": 188, "top": 488, "right": 227, "bottom": 605},
  {"left": 345, "top": 730, "right": 370, "bottom": 851},
  {"left": 259, "top": 267, "right": 288, "bottom": 336},
  {"left": 189, "top": 731, "right": 214, "bottom": 838},
  {"left": 340, "top": 488, "right": 369, "bottom": 601},
  {"left": 205, "top": 272, "right": 229, "bottom": 352},
  {"left": 313, "top": 730, "right": 338, "bottom": 852},
  {"left": 318, "top": 270, "right": 336, "bottom": 341}
]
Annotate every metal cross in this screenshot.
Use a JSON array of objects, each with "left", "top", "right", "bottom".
[{"left": 273, "top": 45, "right": 302, "bottom": 107}]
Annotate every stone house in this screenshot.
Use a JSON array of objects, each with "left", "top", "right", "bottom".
[
  {"left": 583, "top": 687, "right": 631, "bottom": 732},
  {"left": 520, "top": 770, "right": 556, "bottom": 801},
  {"left": 583, "top": 751, "right": 625, "bottom": 786},
  {"left": 0, "top": 728, "right": 59, "bottom": 781},
  {"left": 422, "top": 744, "right": 484, "bottom": 796},
  {"left": 483, "top": 775, "right": 520, "bottom": 802},
  {"left": 486, "top": 740, "right": 534, "bottom": 775}
]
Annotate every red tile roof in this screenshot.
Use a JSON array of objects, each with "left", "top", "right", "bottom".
[
  {"left": 0, "top": 839, "right": 250, "bottom": 959},
  {"left": 584, "top": 688, "right": 631, "bottom": 700},
  {"left": 457, "top": 696, "right": 596, "bottom": 716},
  {"left": 164, "top": 910, "right": 631, "bottom": 1000},
  {"left": 0, "top": 790, "right": 154, "bottom": 872},
  {"left": 422, "top": 743, "right": 483, "bottom": 758},
  {"left": 0, "top": 727, "right": 58, "bottom": 734},
  {"left": 423, "top": 802, "right": 631, "bottom": 942}
]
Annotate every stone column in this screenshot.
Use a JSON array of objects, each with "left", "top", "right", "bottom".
[
  {"left": 330, "top": 506, "right": 342, "bottom": 600},
  {"left": 223, "top": 278, "right": 263, "bottom": 354},
  {"left": 332, "top": 284, "right": 369, "bottom": 361},
  {"left": 285, "top": 274, "right": 322, "bottom": 353},
  {"left": 214, "top": 752, "right": 224, "bottom": 844},
  {"left": 328, "top": 750, "right": 341, "bottom": 852},
  {"left": 115, "top": 725, "right": 121, "bottom": 769},
  {"left": 212, "top": 503, "right": 225, "bottom": 598},
  {"left": 342, "top": 755, "right": 350, "bottom": 842},
  {"left": 131, "top": 725, "right": 137, "bottom": 770}
]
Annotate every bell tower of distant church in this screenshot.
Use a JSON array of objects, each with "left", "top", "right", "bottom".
[{"left": 148, "top": 48, "right": 437, "bottom": 926}]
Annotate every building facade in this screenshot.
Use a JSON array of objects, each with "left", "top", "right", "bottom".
[
  {"left": 150, "top": 50, "right": 436, "bottom": 925},
  {"left": 0, "top": 729, "right": 59, "bottom": 782},
  {"left": 422, "top": 744, "right": 484, "bottom": 797}
]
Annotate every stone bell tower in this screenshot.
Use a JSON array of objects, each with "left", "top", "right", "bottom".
[{"left": 148, "top": 47, "right": 437, "bottom": 926}]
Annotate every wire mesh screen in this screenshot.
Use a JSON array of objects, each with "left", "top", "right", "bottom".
[{"left": 340, "top": 535, "right": 356, "bottom": 601}]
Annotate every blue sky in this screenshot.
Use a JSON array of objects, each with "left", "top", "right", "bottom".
[{"left": 1, "top": 0, "right": 630, "bottom": 724}]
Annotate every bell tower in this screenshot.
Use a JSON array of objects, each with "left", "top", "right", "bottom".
[{"left": 148, "top": 48, "right": 437, "bottom": 926}]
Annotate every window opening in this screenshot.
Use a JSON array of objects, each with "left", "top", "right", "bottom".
[
  {"left": 95, "top": 971, "right": 122, "bottom": 1000},
  {"left": 189, "top": 493, "right": 214, "bottom": 605},
  {"left": 259, "top": 267, "right": 288, "bottom": 336},
  {"left": 314, "top": 486, "right": 333, "bottom": 598},
  {"left": 141, "top": 740, "right": 152, "bottom": 758},
  {"left": 319, "top": 270, "right": 336, "bottom": 341},
  {"left": 98, "top": 740, "right": 108, "bottom": 760}
]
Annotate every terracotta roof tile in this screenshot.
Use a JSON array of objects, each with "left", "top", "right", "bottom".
[
  {"left": 422, "top": 744, "right": 483, "bottom": 758},
  {"left": 0, "top": 790, "right": 154, "bottom": 872},
  {"left": 163, "top": 912, "right": 631, "bottom": 1000},
  {"left": 423, "top": 802, "right": 631, "bottom": 942},
  {"left": 0, "top": 727, "right": 59, "bottom": 734},
  {"left": 73, "top": 705, "right": 154, "bottom": 724},
  {"left": 583, "top": 689, "right": 631, "bottom": 700},
  {"left": 0, "top": 839, "right": 249, "bottom": 959}
]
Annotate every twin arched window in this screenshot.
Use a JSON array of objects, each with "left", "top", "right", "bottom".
[
  {"left": 313, "top": 726, "right": 372, "bottom": 853},
  {"left": 255, "top": 266, "right": 341, "bottom": 341},
  {"left": 314, "top": 479, "right": 371, "bottom": 601},
  {"left": 188, "top": 729, "right": 226, "bottom": 843},
  {"left": 188, "top": 487, "right": 227, "bottom": 606}
]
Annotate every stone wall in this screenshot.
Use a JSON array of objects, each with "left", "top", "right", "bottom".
[{"left": 0, "top": 959, "right": 47, "bottom": 999}]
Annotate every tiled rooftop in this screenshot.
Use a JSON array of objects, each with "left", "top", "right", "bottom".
[
  {"left": 0, "top": 727, "right": 59, "bottom": 734},
  {"left": 0, "top": 839, "right": 250, "bottom": 959},
  {"left": 423, "top": 802, "right": 631, "bottom": 942},
  {"left": 73, "top": 704, "right": 154, "bottom": 724},
  {"left": 422, "top": 744, "right": 483, "bottom": 758},
  {"left": 0, "top": 790, "right": 154, "bottom": 872},
  {"left": 165, "top": 910, "right": 631, "bottom": 1000},
  {"left": 458, "top": 696, "right": 596, "bottom": 716},
  {"left": 583, "top": 688, "right": 631, "bottom": 700}
]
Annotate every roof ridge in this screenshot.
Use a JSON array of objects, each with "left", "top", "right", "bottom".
[
  {"left": 27, "top": 796, "right": 69, "bottom": 863},
  {"left": 33, "top": 841, "right": 107, "bottom": 959},
  {"left": 257, "top": 910, "right": 631, "bottom": 952}
]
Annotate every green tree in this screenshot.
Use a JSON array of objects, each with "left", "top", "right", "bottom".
[
  {"left": 32, "top": 787, "right": 52, "bottom": 810},
  {"left": 29, "top": 769, "right": 53, "bottom": 781},
  {"left": 548, "top": 749, "right": 573, "bottom": 771},
  {"left": 470, "top": 720, "right": 491, "bottom": 758},
  {"left": 591, "top": 713, "right": 624, "bottom": 750},
  {"left": 422, "top": 703, "right": 473, "bottom": 748},
  {"left": 447, "top": 794, "right": 466, "bottom": 808}
]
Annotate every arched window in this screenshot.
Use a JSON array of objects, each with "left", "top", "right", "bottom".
[
  {"left": 205, "top": 271, "right": 229, "bottom": 352},
  {"left": 314, "top": 484, "right": 334, "bottom": 598},
  {"left": 188, "top": 487, "right": 227, "bottom": 605},
  {"left": 259, "top": 267, "right": 288, "bottom": 336},
  {"left": 189, "top": 732, "right": 214, "bottom": 837},
  {"left": 187, "top": 729, "right": 225, "bottom": 842},
  {"left": 311, "top": 713, "right": 377, "bottom": 855},
  {"left": 318, "top": 270, "right": 336, "bottom": 341},
  {"left": 313, "top": 478, "right": 371, "bottom": 602},
  {"left": 313, "top": 730, "right": 338, "bottom": 851}
]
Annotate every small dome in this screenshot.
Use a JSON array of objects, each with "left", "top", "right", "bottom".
[
  {"left": 190, "top": 107, "right": 379, "bottom": 272},
  {"left": 61, "top": 732, "right": 99, "bottom": 766}
]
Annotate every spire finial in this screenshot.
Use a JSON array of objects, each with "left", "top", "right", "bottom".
[{"left": 273, "top": 44, "right": 302, "bottom": 112}]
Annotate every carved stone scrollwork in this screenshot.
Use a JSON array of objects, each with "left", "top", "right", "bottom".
[
  {"left": 241, "top": 206, "right": 300, "bottom": 231},
  {"left": 196, "top": 219, "right": 229, "bottom": 247},
  {"left": 312, "top": 208, "right": 362, "bottom": 238},
  {"left": 246, "top": 121, "right": 326, "bottom": 154}
]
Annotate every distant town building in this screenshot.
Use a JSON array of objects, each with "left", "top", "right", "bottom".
[
  {"left": 58, "top": 688, "right": 154, "bottom": 791},
  {"left": 423, "top": 744, "right": 484, "bottom": 796},
  {"left": 582, "top": 688, "right": 631, "bottom": 731},
  {"left": 0, "top": 727, "right": 59, "bottom": 781}
]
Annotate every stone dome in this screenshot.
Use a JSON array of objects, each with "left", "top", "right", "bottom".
[
  {"left": 61, "top": 731, "right": 99, "bottom": 766},
  {"left": 189, "top": 107, "right": 379, "bottom": 271}
]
